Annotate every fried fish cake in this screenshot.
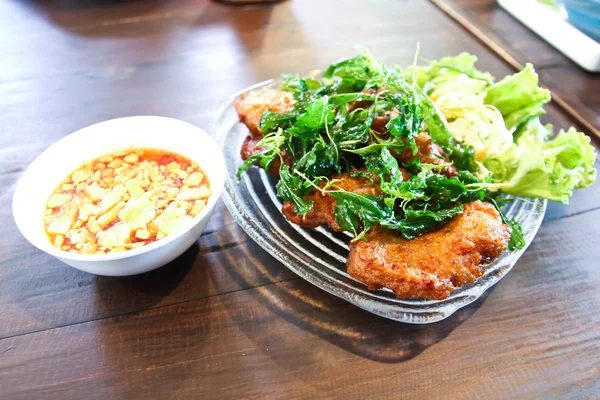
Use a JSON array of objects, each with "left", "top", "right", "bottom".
[
  {"left": 234, "top": 89, "right": 295, "bottom": 137},
  {"left": 347, "top": 201, "right": 511, "bottom": 300},
  {"left": 281, "top": 171, "right": 388, "bottom": 232}
]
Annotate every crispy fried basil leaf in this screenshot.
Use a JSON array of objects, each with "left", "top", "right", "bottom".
[
  {"left": 323, "top": 49, "right": 382, "bottom": 93},
  {"left": 329, "top": 93, "right": 376, "bottom": 106},
  {"left": 416, "top": 86, "right": 453, "bottom": 150},
  {"left": 276, "top": 165, "right": 314, "bottom": 215},
  {"left": 346, "top": 140, "right": 408, "bottom": 156},
  {"left": 425, "top": 171, "right": 486, "bottom": 205},
  {"left": 281, "top": 75, "right": 324, "bottom": 107},
  {"left": 334, "top": 202, "right": 361, "bottom": 234},
  {"left": 384, "top": 93, "right": 424, "bottom": 154},
  {"left": 486, "top": 197, "right": 525, "bottom": 251},
  {"left": 382, "top": 206, "right": 464, "bottom": 239},
  {"left": 259, "top": 111, "right": 297, "bottom": 132},
  {"left": 330, "top": 191, "right": 391, "bottom": 238},
  {"left": 287, "top": 97, "right": 335, "bottom": 139},
  {"left": 330, "top": 192, "right": 390, "bottom": 223},
  {"left": 294, "top": 141, "right": 340, "bottom": 178},
  {"left": 450, "top": 144, "right": 479, "bottom": 173}
]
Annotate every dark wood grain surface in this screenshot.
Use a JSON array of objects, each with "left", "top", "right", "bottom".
[{"left": 1, "top": 0, "right": 598, "bottom": 399}]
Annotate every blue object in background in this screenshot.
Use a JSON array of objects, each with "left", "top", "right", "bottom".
[{"left": 563, "top": 0, "right": 600, "bottom": 41}]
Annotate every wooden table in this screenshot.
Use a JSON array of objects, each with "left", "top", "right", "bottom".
[{"left": 1, "top": 0, "right": 598, "bottom": 398}]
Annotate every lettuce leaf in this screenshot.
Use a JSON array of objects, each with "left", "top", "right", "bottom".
[
  {"left": 484, "top": 127, "right": 597, "bottom": 203},
  {"left": 411, "top": 54, "right": 595, "bottom": 205},
  {"left": 411, "top": 53, "right": 494, "bottom": 90},
  {"left": 484, "top": 64, "right": 550, "bottom": 131},
  {"left": 412, "top": 53, "right": 511, "bottom": 171}
]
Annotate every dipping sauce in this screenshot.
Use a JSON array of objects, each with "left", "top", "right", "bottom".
[{"left": 44, "top": 148, "right": 211, "bottom": 254}]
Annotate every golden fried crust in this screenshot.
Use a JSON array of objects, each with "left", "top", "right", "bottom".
[
  {"left": 282, "top": 171, "right": 388, "bottom": 232},
  {"left": 234, "top": 89, "right": 295, "bottom": 137},
  {"left": 347, "top": 201, "right": 511, "bottom": 300}
]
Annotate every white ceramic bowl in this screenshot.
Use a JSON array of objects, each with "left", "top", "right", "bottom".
[{"left": 12, "top": 116, "right": 225, "bottom": 276}]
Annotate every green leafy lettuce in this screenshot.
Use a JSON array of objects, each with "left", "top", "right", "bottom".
[
  {"left": 414, "top": 53, "right": 596, "bottom": 204},
  {"left": 484, "top": 126, "right": 597, "bottom": 203},
  {"left": 411, "top": 53, "right": 494, "bottom": 91},
  {"left": 484, "top": 63, "right": 551, "bottom": 132}
]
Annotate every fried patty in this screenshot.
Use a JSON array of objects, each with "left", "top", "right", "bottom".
[
  {"left": 235, "top": 89, "right": 295, "bottom": 137},
  {"left": 282, "top": 170, "right": 397, "bottom": 232},
  {"left": 347, "top": 201, "right": 511, "bottom": 300}
]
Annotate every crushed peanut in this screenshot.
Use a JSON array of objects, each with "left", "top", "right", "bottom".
[{"left": 44, "top": 148, "right": 210, "bottom": 254}]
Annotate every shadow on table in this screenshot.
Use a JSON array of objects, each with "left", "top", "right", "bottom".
[
  {"left": 93, "top": 242, "right": 199, "bottom": 313},
  {"left": 211, "top": 232, "right": 489, "bottom": 364}
]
